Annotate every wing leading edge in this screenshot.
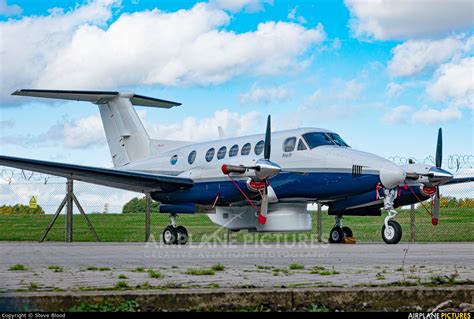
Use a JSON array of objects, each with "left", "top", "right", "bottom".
[{"left": 0, "top": 156, "right": 193, "bottom": 193}]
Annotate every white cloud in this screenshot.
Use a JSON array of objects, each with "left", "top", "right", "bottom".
[
  {"left": 0, "top": 1, "right": 324, "bottom": 104},
  {"left": 0, "top": 0, "right": 22, "bottom": 16},
  {"left": 211, "top": 0, "right": 273, "bottom": 13},
  {"left": 388, "top": 35, "right": 472, "bottom": 77},
  {"left": 145, "top": 109, "right": 262, "bottom": 141},
  {"left": 345, "top": 0, "right": 474, "bottom": 40},
  {"left": 287, "top": 6, "right": 306, "bottom": 24},
  {"left": 62, "top": 115, "right": 106, "bottom": 148},
  {"left": 412, "top": 106, "right": 461, "bottom": 124},
  {"left": 382, "top": 105, "right": 412, "bottom": 123},
  {"left": 426, "top": 57, "right": 474, "bottom": 108},
  {"left": 239, "top": 85, "right": 290, "bottom": 105}
]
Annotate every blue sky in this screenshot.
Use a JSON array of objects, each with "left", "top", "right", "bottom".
[{"left": 0, "top": 0, "right": 473, "bottom": 170}]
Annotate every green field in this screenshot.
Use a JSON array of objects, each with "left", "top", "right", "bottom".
[{"left": 0, "top": 207, "right": 472, "bottom": 242}]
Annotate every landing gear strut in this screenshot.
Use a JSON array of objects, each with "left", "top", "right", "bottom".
[
  {"left": 162, "top": 214, "right": 188, "bottom": 245},
  {"left": 381, "top": 188, "right": 402, "bottom": 244},
  {"left": 329, "top": 216, "right": 353, "bottom": 243}
]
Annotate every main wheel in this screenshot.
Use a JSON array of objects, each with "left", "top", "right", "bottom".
[
  {"left": 162, "top": 226, "right": 177, "bottom": 245},
  {"left": 329, "top": 227, "right": 344, "bottom": 243},
  {"left": 381, "top": 220, "right": 402, "bottom": 244},
  {"left": 176, "top": 226, "right": 188, "bottom": 245},
  {"left": 342, "top": 226, "right": 353, "bottom": 238}
]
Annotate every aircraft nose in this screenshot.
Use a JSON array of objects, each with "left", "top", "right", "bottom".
[{"left": 379, "top": 161, "right": 406, "bottom": 189}]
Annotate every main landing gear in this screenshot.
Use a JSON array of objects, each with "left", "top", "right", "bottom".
[
  {"left": 162, "top": 214, "right": 188, "bottom": 245},
  {"left": 381, "top": 188, "right": 402, "bottom": 244},
  {"left": 329, "top": 216, "right": 353, "bottom": 243}
]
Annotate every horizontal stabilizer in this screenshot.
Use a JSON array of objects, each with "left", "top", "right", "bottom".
[
  {"left": 11, "top": 89, "right": 181, "bottom": 108},
  {"left": 0, "top": 155, "right": 193, "bottom": 193}
]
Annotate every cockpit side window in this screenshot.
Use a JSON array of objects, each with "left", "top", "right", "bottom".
[
  {"left": 327, "top": 133, "right": 350, "bottom": 147},
  {"left": 282, "top": 137, "right": 297, "bottom": 152},
  {"left": 302, "top": 132, "right": 335, "bottom": 149},
  {"left": 297, "top": 138, "right": 307, "bottom": 151}
]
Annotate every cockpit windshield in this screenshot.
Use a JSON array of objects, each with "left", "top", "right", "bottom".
[
  {"left": 302, "top": 133, "right": 334, "bottom": 149},
  {"left": 302, "top": 132, "right": 350, "bottom": 149},
  {"left": 327, "top": 133, "right": 350, "bottom": 147}
]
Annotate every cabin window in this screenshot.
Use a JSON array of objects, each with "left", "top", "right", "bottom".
[
  {"left": 217, "top": 146, "right": 227, "bottom": 160},
  {"left": 282, "top": 137, "right": 297, "bottom": 152},
  {"left": 302, "top": 132, "right": 335, "bottom": 149},
  {"left": 188, "top": 150, "right": 196, "bottom": 164},
  {"left": 205, "top": 148, "right": 215, "bottom": 162},
  {"left": 241, "top": 143, "right": 251, "bottom": 156},
  {"left": 254, "top": 140, "right": 264, "bottom": 156},
  {"left": 297, "top": 138, "right": 307, "bottom": 151},
  {"left": 170, "top": 155, "right": 178, "bottom": 165},
  {"left": 327, "top": 133, "right": 350, "bottom": 147},
  {"left": 229, "top": 144, "right": 239, "bottom": 157}
]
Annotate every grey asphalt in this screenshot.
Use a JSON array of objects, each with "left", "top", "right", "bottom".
[{"left": 0, "top": 242, "right": 472, "bottom": 292}]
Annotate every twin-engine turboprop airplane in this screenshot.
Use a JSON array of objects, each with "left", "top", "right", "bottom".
[{"left": 1, "top": 89, "right": 470, "bottom": 245}]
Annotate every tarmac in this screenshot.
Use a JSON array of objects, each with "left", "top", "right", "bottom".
[{"left": 0, "top": 242, "right": 472, "bottom": 292}]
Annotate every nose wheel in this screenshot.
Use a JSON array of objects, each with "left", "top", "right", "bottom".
[{"left": 381, "top": 220, "right": 402, "bottom": 244}]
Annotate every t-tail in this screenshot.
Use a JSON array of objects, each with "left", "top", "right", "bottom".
[{"left": 12, "top": 89, "right": 185, "bottom": 167}]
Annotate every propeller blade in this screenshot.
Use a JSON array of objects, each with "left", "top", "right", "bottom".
[
  {"left": 264, "top": 115, "right": 271, "bottom": 160},
  {"left": 436, "top": 128, "right": 442, "bottom": 168},
  {"left": 258, "top": 183, "right": 269, "bottom": 225},
  {"left": 432, "top": 187, "right": 440, "bottom": 226}
]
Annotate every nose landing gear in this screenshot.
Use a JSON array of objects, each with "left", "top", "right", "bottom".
[
  {"left": 162, "top": 214, "right": 189, "bottom": 245},
  {"left": 381, "top": 188, "right": 402, "bottom": 244}
]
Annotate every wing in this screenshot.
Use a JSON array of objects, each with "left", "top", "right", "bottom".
[
  {"left": 442, "top": 177, "right": 474, "bottom": 185},
  {"left": 0, "top": 156, "right": 193, "bottom": 193}
]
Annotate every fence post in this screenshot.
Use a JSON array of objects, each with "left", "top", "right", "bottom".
[
  {"left": 65, "top": 178, "right": 73, "bottom": 243},
  {"left": 317, "top": 202, "right": 322, "bottom": 242},
  {"left": 410, "top": 204, "right": 415, "bottom": 242},
  {"left": 145, "top": 193, "right": 151, "bottom": 242}
]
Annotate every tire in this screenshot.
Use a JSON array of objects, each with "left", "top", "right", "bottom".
[
  {"left": 381, "top": 220, "right": 402, "bottom": 244},
  {"left": 342, "top": 226, "right": 353, "bottom": 238},
  {"left": 329, "top": 227, "right": 344, "bottom": 243},
  {"left": 162, "top": 226, "right": 177, "bottom": 245},
  {"left": 176, "top": 226, "right": 188, "bottom": 245}
]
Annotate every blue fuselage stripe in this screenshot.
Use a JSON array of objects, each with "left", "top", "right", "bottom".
[{"left": 151, "top": 172, "right": 381, "bottom": 205}]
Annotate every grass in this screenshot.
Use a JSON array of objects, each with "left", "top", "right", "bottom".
[
  {"left": 289, "top": 263, "right": 305, "bottom": 270},
  {"left": 28, "top": 282, "right": 39, "bottom": 290},
  {"left": 256, "top": 265, "right": 273, "bottom": 270},
  {"left": 307, "top": 304, "right": 329, "bottom": 312},
  {"left": 186, "top": 268, "right": 216, "bottom": 276},
  {"left": 132, "top": 267, "right": 145, "bottom": 272},
  {"left": 148, "top": 269, "right": 162, "bottom": 279},
  {"left": 47, "top": 265, "right": 63, "bottom": 272},
  {"left": 310, "top": 266, "right": 339, "bottom": 276},
  {"left": 9, "top": 264, "right": 27, "bottom": 271},
  {"left": 0, "top": 207, "right": 472, "bottom": 242},
  {"left": 211, "top": 263, "right": 225, "bottom": 271},
  {"left": 115, "top": 281, "right": 128, "bottom": 289},
  {"left": 118, "top": 274, "right": 128, "bottom": 279}
]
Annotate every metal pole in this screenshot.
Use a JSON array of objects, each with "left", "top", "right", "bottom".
[
  {"left": 317, "top": 202, "right": 322, "bottom": 242},
  {"left": 227, "top": 229, "right": 231, "bottom": 244},
  {"left": 145, "top": 193, "right": 151, "bottom": 242},
  {"left": 73, "top": 193, "right": 101, "bottom": 242},
  {"left": 39, "top": 197, "right": 67, "bottom": 242},
  {"left": 410, "top": 204, "right": 415, "bottom": 242},
  {"left": 66, "top": 178, "right": 73, "bottom": 242}
]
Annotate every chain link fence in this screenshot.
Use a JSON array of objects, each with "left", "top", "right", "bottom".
[{"left": 0, "top": 154, "right": 472, "bottom": 243}]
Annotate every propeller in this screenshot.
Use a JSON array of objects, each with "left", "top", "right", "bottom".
[
  {"left": 221, "top": 115, "right": 281, "bottom": 225},
  {"left": 432, "top": 128, "right": 443, "bottom": 225},
  {"left": 404, "top": 128, "right": 452, "bottom": 225}
]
